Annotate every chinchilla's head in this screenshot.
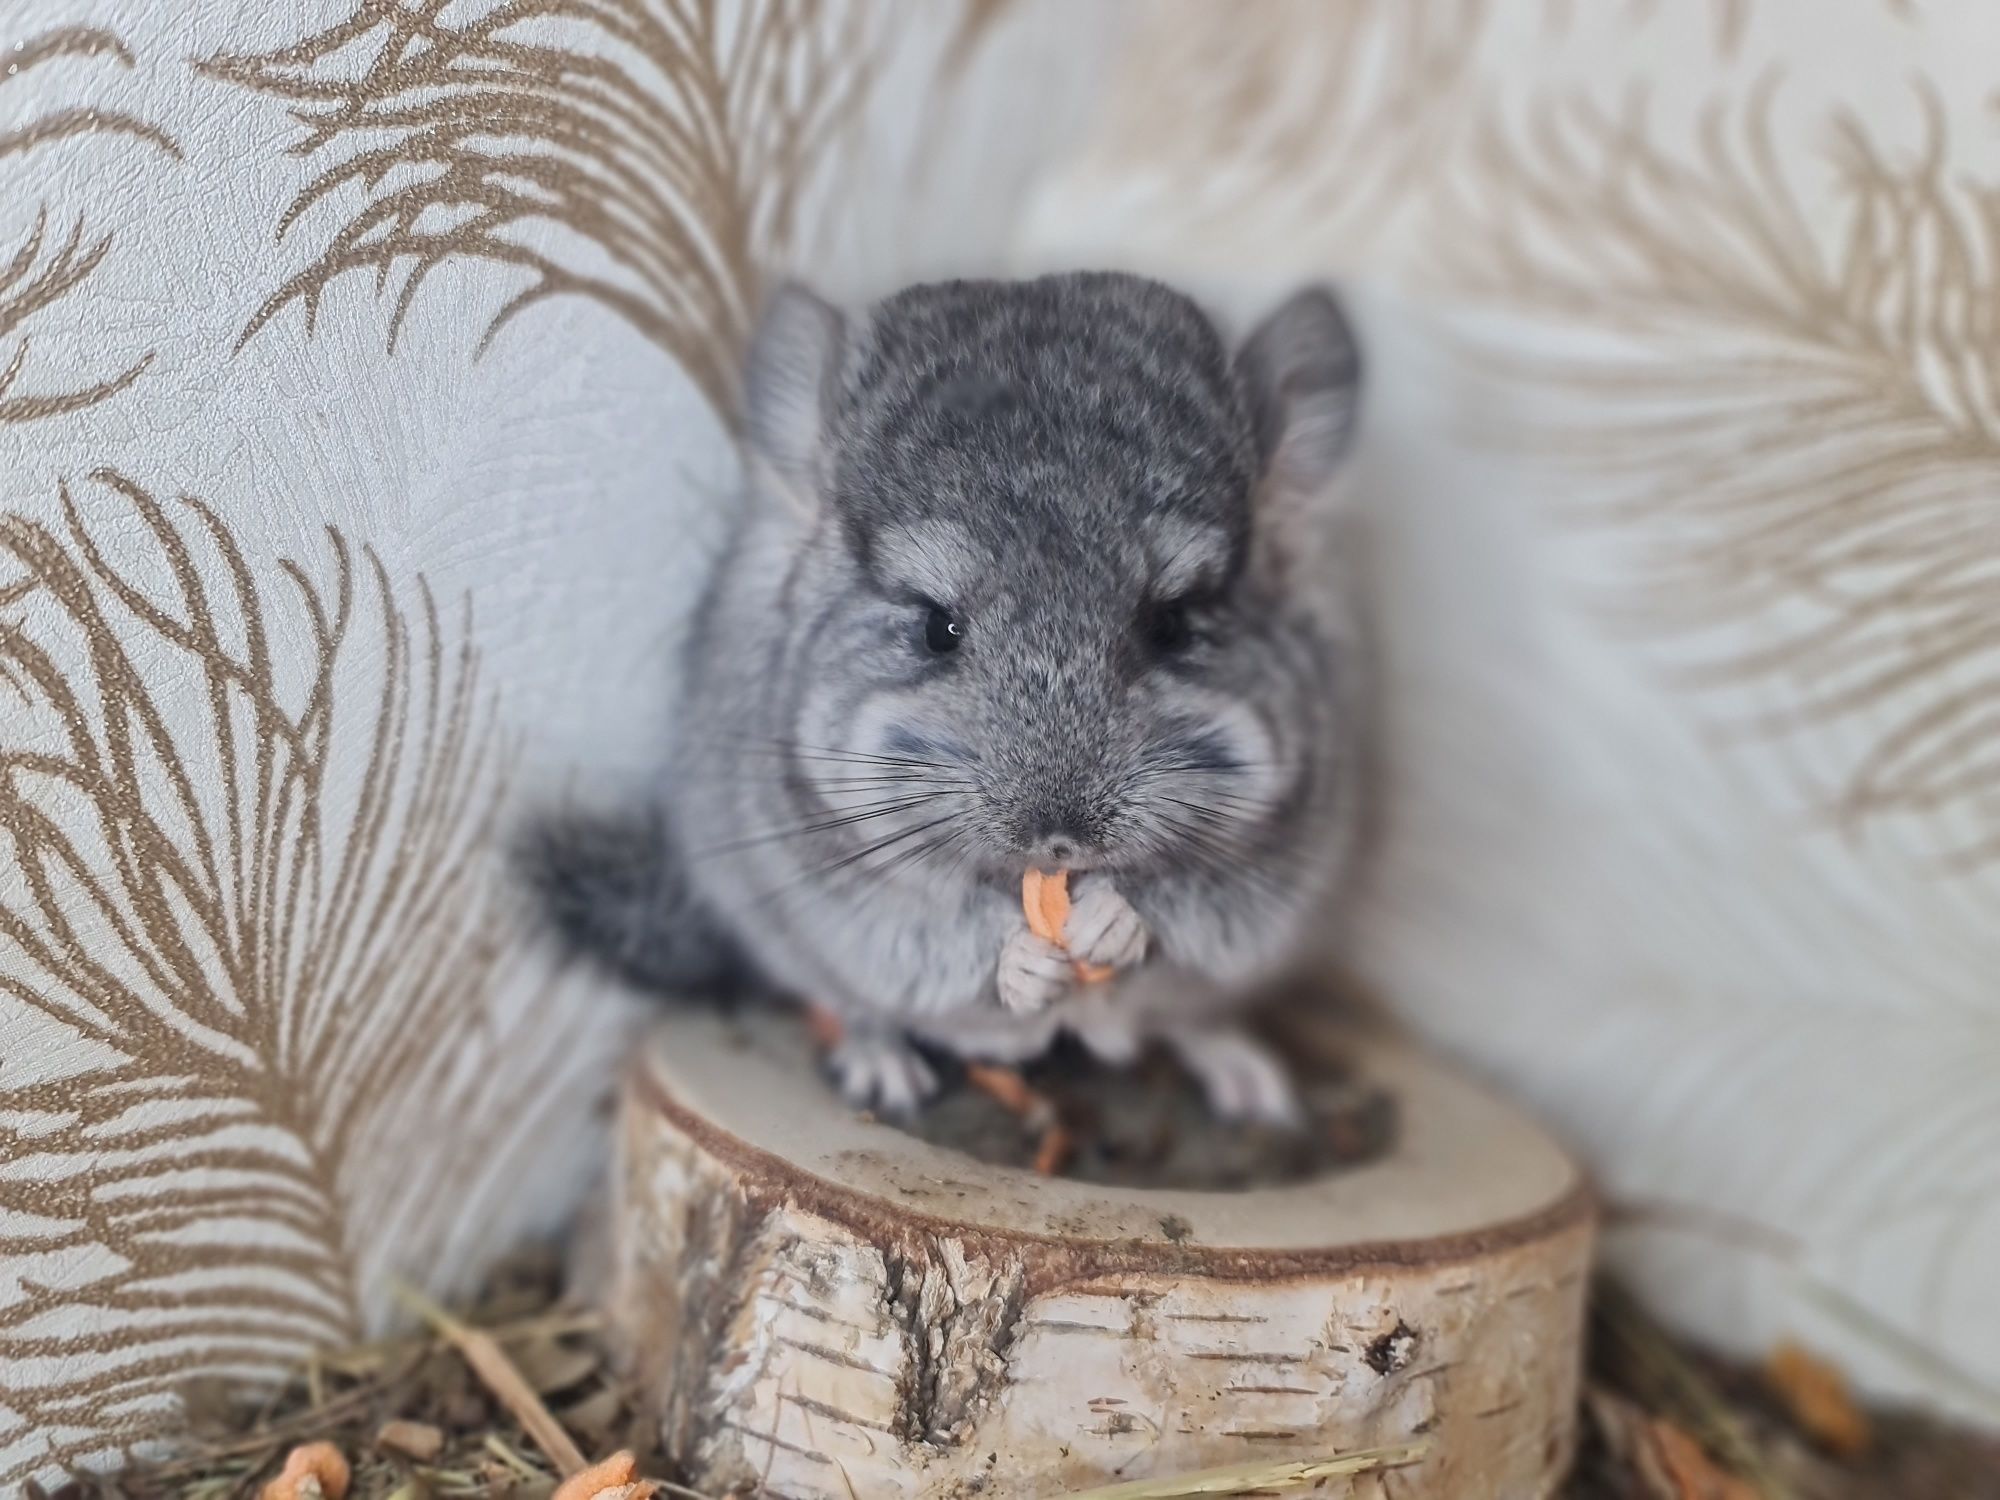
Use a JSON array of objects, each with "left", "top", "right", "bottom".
[{"left": 738, "top": 270, "right": 1362, "bottom": 885}]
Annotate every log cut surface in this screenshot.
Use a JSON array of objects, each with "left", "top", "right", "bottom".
[{"left": 606, "top": 1011, "right": 1595, "bottom": 1499}]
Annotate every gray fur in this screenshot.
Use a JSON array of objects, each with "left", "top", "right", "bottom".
[
  {"left": 519, "top": 806, "right": 754, "bottom": 1000},
  {"left": 546, "top": 271, "right": 1366, "bottom": 1121}
]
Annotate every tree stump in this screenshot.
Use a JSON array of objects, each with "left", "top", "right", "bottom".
[{"left": 604, "top": 1011, "right": 1594, "bottom": 1498}]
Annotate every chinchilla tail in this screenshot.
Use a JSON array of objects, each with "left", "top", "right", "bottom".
[{"left": 517, "top": 801, "right": 758, "bottom": 1004}]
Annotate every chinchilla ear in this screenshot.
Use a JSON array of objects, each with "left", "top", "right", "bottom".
[
  {"left": 742, "top": 279, "right": 844, "bottom": 513},
  {"left": 1235, "top": 286, "right": 1362, "bottom": 530}
]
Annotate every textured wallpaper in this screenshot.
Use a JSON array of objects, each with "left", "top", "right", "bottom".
[
  {"left": 0, "top": 0, "right": 1104, "bottom": 1482},
  {"left": 1019, "top": 0, "right": 2000, "bottom": 1428},
  {"left": 7, "top": 0, "right": 1999, "bottom": 1485}
]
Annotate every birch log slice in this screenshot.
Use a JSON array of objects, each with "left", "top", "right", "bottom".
[{"left": 606, "top": 1011, "right": 1594, "bottom": 1499}]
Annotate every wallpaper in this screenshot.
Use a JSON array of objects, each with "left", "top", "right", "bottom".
[
  {"left": 8, "top": 0, "right": 1999, "bottom": 1485},
  {"left": 0, "top": 0, "right": 1099, "bottom": 1483},
  {"left": 1019, "top": 0, "right": 2000, "bottom": 1428}
]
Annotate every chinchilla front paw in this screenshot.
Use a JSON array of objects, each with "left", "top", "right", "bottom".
[
  {"left": 1167, "top": 1025, "right": 1304, "bottom": 1128},
  {"left": 997, "top": 925, "right": 1074, "bottom": 1014},
  {"left": 1064, "top": 878, "right": 1149, "bottom": 972},
  {"left": 826, "top": 1031, "right": 938, "bottom": 1117}
]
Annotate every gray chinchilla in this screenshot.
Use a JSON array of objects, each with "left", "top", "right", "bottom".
[{"left": 528, "top": 271, "right": 1366, "bottom": 1124}]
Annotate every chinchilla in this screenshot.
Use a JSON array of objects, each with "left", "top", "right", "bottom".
[{"left": 528, "top": 271, "right": 1366, "bottom": 1124}]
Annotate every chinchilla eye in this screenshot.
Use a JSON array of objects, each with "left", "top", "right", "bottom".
[
  {"left": 923, "top": 605, "right": 964, "bottom": 655},
  {"left": 1144, "top": 598, "right": 1195, "bottom": 656}
]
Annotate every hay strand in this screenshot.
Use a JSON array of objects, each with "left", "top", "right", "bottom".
[
  {"left": 395, "top": 1282, "right": 589, "bottom": 1476},
  {"left": 1060, "top": 1441, "right": 1428, "bottom": 1497}
]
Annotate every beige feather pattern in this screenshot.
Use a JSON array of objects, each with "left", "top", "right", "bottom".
[
  {"left": 198, "top": 0, "right": 896, "bottom": 421},
  {"left": 1329, "top": 68, "right": 2000, "bottom": 1408},
  {"left": 3, "top": 5, "right": 1029, "bottom": 1481},
  {"left": 0, "top": 25, "right": 181, "bottom": 423},
  {"left": 1039, "top": 0, "right": 1490, "bottom": 265},
  {"left": 1436, "top": 82, "right": 2000, "bottom": 870},
  {"left": 0, "top": 472, "right": 596, "bottom": 1482}
]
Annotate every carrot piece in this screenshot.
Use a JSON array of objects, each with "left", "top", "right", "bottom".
[
  {"left": 1020, "top": 869, "right": 1115, "bottom": 984},
  {"left": 1648, "top": 1420, "right": 1758, "bottom": 1500},
  {"left": 1032, "top": 1123, "right": 1075, "bottom": 1176},
  {"left": 1765, "top": 1341, "right": 1872, "bottom": 1458},
  {"left": 551, "top": 1450, "right": 658, "bottom": 1500},
  {"left": 965, "top": 1062, "right": 1037, "bottom": 1115},
  {"left": 260, "top": 1442, "right": 350, "bottom": 1500},
  {"left": 965, "top": 1062, "right": 1072, "bottom": 1176},
  {"left": 1021, "top": 867, "right": 1068, "bottom": 945}
]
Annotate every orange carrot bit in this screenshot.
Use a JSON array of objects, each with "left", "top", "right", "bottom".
[
  {"left": 964, "top": 1063, "right": 1070, "bottom": 1176},
  {"left": 964, "top": 1062, "right": 1038, "bottom": 1115},
  {"left": 804, "top": 1003, "right": 845, "bottom": 1049},
  {"left": 551, "top": 1450, "right": 659, "bottom": 1500},
  {"left": 1021, "top": 866, "right": 1069, "bottom": 946},
  {"left": 1020, "top": 868, "right": 1115, "bottom": 984},
  {"left": 1646, "top": 1419, "right": 1759, "bottom": 1500},
  {"left": 1032, "top": 1123, "right": 1075, "bottom": 1176},
  {"left": 260, "top": 1442, "right": 350, "bottom": 1500},
  {"left": 1765, "top": 1340, "right": 1872, "bottom": 1458}
]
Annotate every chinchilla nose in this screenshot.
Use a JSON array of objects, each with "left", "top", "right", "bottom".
[
  {"left": 1028, "top": 831, "right": 1081, "bottom": 868},
  {"left": 1022, "top": 805, "right": 1103, "bottom": 869}
]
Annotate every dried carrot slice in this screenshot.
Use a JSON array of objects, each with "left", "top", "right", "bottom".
[
  {"left": 551, "top": 1450, "right": 658, "bottom": 1500},
  {"left": 1020, "top": 869, "right": 1115, "bottom": 984},
  {"left": 260, "top": 1442, "right": 350, "bottom": 1500},
  {"left": 1032, "top": 1122, "right": 1075, "bottom": 1176},
  {"left": 965, "top": 1062, "right": 1038, "bottom": 1115},
  {"left": 965, "top": 1063, "right": 1071, "bottom": 1176},
  {"left": 1766, "top": 1341, "right": 1872, "bottom": 1457},
  {"left": 1021, "top": 867, "right": 1068, "bottom": 945}
]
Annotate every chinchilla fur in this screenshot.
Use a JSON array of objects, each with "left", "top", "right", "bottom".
[{"left": 527, "top": 271, "right": 1367, "bottom": 1123}]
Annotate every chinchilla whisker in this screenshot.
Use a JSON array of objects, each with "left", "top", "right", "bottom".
[
  {"left": 803, "top": 774, "right": 978, "bottom": 791},
  {"left": 1126, "top": 760, "right": 1296, "bottom": 786},
  {"left": 1137, "top": 829, "right": 1235, "bottom": 895},
  {"left": 733, "top": 765, "right": 972, "bottom": 798},
  {"left": 1159, "top": 806, "right": 1308, "bottom": 885},
  {"left": 740, "top": 812, "right": 971, "bottom": 907},
  {"left": 739, "top": 813, "right": 964, "bottom": 909},
  {"left": 692, "top": 811, "right": 928, "bottom": 864},
  {"left": 811, "top": 811, "right": 967, "bottom": 886},
  {"left": 935, "top": 828, "right": 981, "bottom": 886},
  {"left": 1158, "top": 793, "right": 1274, "bottom": 832},
  {"left": 1150, "top": 811, "right": 1293, "bottom": 899},
  {"left": 1157, "top": 814, "right": 1241, "bottom": 868},
  {"left": 1159, "top": 792, "right": 1236, "bottom": 816},
  {"left": 1150, "top": 782, "right": 1272, "bottom": 817},
  {"left": 731, "top": 746, "right": 952, "bottom": 771},
  {"left": 700, "top": 736, "right": 958, "bottom": 773},
  {"left": 901, "top": 821, "right": 980, "bottom": 890},
  {"left": 763, "top": 738, "right": 961, "bottom": 771},
  {"left": 873, "top": 826, "right": 970, "bottom": 882},
  {"left": 690, "top": 792, "right": 965, "bottom": 859}
]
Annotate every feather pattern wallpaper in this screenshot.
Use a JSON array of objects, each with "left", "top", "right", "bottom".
[
  {"left": 0, "top": 0, "right": 1100, "bottom": 1483},
  {"left": 1020, "top": 0, "right": 2000, "bottom": 1428},
  {"left": 5, "top": 0, "right": 1999, "bottom": 1484}
]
